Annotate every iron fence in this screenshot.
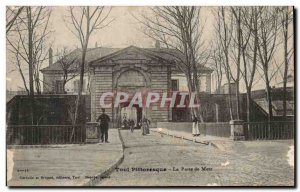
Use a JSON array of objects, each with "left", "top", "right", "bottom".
[
  {"left": 244, "top": 121, "right": 294, "bottom": 140},
  {"left": 6, "top": 125, "right": 85, "bottom": 145}
]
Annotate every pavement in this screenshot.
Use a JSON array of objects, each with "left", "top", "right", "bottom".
[
  {"left": 97, "top": 129, "right": 294, "bottom": 186},
  {"left": 151, "top": 128, "right": 232, "bottom": 151},
  {"left": 6, "top": 127, "right": 294, "bottom": 186},
  {"left": 7, "top": 129, "right": 123, "bottom": 187}
]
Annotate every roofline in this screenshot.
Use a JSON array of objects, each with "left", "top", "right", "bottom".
[
  {"left": 89, "top": 46, "right": 175, "bottom": 67},
  {"left": 41, "top": 66, "right": 92, "bottom": 73},
  {"left": 172, "top": 69, "right": 213, "bottom": 74},
  {"left": 40, "top": 45, "right": 213, "bottom": 73}
]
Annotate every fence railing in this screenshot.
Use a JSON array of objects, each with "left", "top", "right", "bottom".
[
  {"left": 244, "top": 121, "right": 294, "bottom": 140},
  {"left": 6, "top": 125, "right": 85, "bottom": 145}
]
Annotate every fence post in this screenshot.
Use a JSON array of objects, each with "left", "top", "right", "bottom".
[
  {"left": 85, "top": 122, "right": 99, "bottom": 143},
  {"left": 230, "top": 120, "right": 245, "bottom": 141}
]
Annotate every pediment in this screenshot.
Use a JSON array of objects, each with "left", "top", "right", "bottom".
[{"left": 89, "top": 46, "right": 172, "bottom": 66}]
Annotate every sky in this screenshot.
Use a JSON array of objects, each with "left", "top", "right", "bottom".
[
  {"left": 6, "top": 6, "right": 293, "bottom": 92},
  {"left": 51, "top": 6, "right": 154, "bottom": 49},
  {"left": 50, "top": 6, "right": 214, "bottom": 49},
  {"left": 6, "top": 6, "right": 215, "bottom": 91}
]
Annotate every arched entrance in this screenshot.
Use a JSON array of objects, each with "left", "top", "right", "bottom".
[
  {"left": 120, "top": 103, "right": 143, "bottom": 129},
  {"left": 114, "top": 69, "right": 149, "bottom": 128}
]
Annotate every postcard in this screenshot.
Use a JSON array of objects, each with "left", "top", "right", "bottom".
[{"left": 6, "top": 6, "right": 295, "bottom": 187}]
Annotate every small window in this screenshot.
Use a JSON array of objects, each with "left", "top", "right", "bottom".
[
  {"left": 171, "top": 79, "right": 179, "bottom": 91},
  {"left": 55, "top": 80, "right": 64, "bottom": 94}
]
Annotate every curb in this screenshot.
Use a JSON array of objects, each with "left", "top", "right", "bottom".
[
  {"left": 83, "top": 129, "right": 125, "bottom": 186},
  {"left": 150, "top": 129, "right": 208, "bottom": 145},
  {"left": 150, "top": 129, "right": 225, "bottom": 151},
  {"left": 209, "top": 141, "right": 226, "bottom": 151},
  {"left": 6, "top": 144, "right": 84, "bottom": 149}
]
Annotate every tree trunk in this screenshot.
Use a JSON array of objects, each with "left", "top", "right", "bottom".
[
  {"left": 236, "top": 80, "right": 240, "bottom": 120},
  {"left": 282, "top": 7, "right": 289, "bottom": 118},
  {"left": 186, "top": 74, "right": 195, "bottom": 118},
  {"left": 234, "top": 8, "right": 241, "bottom": 120},
  {"left": 70, "top": 37, "right": 89, "bottom": 142},
  {"left": 27, "top": 8, "right": 36, "bottom": 125},
  {"left": 282, "top": 76, "right": 287, "bottom": 118},
  {"left": 63, "top": 78, "right": 67, "bottom": 94},
  {"left": 228, "top": 82, "right": 233, "bottom": 120},
  {"left": 192, "top": 64, "right": 204, "bottom": 122},
  {"left": 265, "top": 83, "right": 273, "bottom": 139},
  {"left": 246, "top": 88, "right": 252, "bottom": 123},
  {"left": 246, "top": 88, "right": 252, "bottom": 139}
]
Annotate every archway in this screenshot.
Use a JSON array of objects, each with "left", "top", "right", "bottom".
[{"left": 114, "top": 69, "right": 149, "bottom": 128}]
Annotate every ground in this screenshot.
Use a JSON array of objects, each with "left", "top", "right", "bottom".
[
  {"left": 7, "top": 130, "right": 123, "bottom": 186},
  {"left": 7, "top": 128, "right": 294, "bottom": 187},
  {"left": 97, "top": 129, "right": 294, "bottom": 186}
]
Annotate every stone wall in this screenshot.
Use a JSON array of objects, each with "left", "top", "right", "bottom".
[
  {"left": 91, "top": 66, "right": 113, "bottom": 121},
  {"left": 148, "top": 65, "right": 170, "bottom": 126}
]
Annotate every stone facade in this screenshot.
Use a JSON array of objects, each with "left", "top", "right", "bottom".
[
  {"left": 89, "top": 47, "right": 173, "bottom": 127},
  {"left": 40, "top": 46, "right": 214, "bottom": 127}
]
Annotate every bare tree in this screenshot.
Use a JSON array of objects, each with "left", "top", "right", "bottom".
[
  {"left": 239, "top": 7, "right": 261, "bottom": 123},
  {"left": 210, "top": 40, "right": 224, "bottom": 94},
  {"left": 137, "top": 6, "right": 208, "bottom": 121},
  {"left": 64, "top": 6, "right": 114, "bottom": 140},
  {"left": 6, "top": 6, "right": 24, "bottom": 34},
  {"left": 256, "top": 7, "right": 280, "bottom": 122},
  {"left": 11, "top": 40, "right": 30, "bottom": 95},
  {"left": 228, "top": 7, "right": 245, "bottom": 120},
  {"left": 7, "top": 7, "right": 52, "bottom": 95},
  {"left": 214, "top": 7, "right": 234, "bottom": 120},
  {"left": 6, "top": 6, "right": 52, "bottom": 124},
  {"left": 279, "top": 7, "right": 294, "bottom": 118},
  {"left": 56, "top": 47, "right": 79, "bottom": 92}
]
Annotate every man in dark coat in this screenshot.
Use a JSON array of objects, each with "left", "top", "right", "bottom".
[{"left": 97, "top": 109, "right": 110, "bottom": 143}]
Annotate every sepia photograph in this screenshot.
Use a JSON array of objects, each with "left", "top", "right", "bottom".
[{"left": 5, "top": 4, "right": 295, "bottom": 187}]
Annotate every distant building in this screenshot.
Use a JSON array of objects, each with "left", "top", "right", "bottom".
[
  {"left": 275, "top": 74, "right": 294, "bottom": 88},
  {"left": 40, "top": 45, "right": 213, "bottom": 126},
  {"left": 220, "top": 82, "right": 237, "bottom": 94}
]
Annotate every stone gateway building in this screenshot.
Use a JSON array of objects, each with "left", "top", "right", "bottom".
[{"left": 41, "top": 46, "right": 213, "bottom": 127}]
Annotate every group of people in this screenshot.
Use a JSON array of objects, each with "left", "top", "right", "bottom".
[
  {"left": 122, "top": 114, "right": 150, "bottom": 135},
  {"left": 96, "top": 109, "right": 151, "bottom": 143},
  {"left": 122, "top": 116, "right": 135, "bottom": 132},
  {"left": 97, "top": 108, "right": 200, "bottom": 141}
]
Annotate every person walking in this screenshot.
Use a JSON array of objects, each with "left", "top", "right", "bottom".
[
  {"left": 140, "top": 115, "right": 150, "bottom": 135},
  {"left": 97, "top": 108, "right": 111, "bottom": 143},
  {"left": 122, "top": 114, "right": 127, "bottom": 129},
  {"left": 129, "top": 119, "right": 135, "bottom": 133},
  {"left": 192, "top": 114, "right": 200, "bottom": 137}
]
